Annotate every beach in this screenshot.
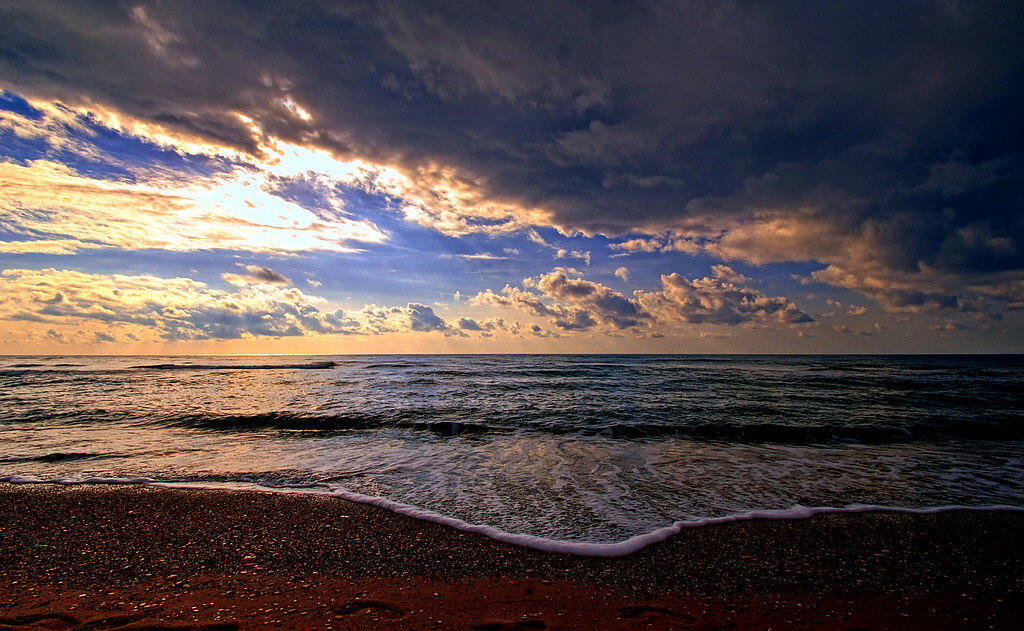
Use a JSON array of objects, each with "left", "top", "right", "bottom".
[
  {"left": 2, "top": 0, "right": 1023, "bottom": 623},
  {"left": 1, "top": 484, "right": 1021, "bottom": 629}
]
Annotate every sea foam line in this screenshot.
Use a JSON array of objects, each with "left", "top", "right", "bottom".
[{"left": 3, "top": 474, "right": 1023, "bottom": 557}]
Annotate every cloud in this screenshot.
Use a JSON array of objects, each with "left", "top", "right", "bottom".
[
  {"left": 3, "top": 268, "right": 555, "bottom": 343},
  {"left": 930, "top": 320, "right": 968, "bottom": 331},
  {"left": 609, "top": 235, "right": 704, "bottom": 255},
  {"left": 0, "top": 268, "right": 362, "bottom": 341},
  {"left": 406, "top": 303, "right": 447, "bottom": 332},
  {"left": 473, "top": 271, "right": 636, "bottom": 333},
  {"left": 635, "top": 274, "right": 813, "bottom": 327},
  {"left": 554, "top": 248, "right": 591, "bottom": 266},
  {"left": 0, "top": 0, "right": 1022, "bottom": 325},
  {"left": 524, "top": 229, "right": 591, "bottom": 265},
  {"left": 5, "top": 4, "right": 1020, "bottom": 239},
  {"left": 46, "top": 328, "right": 69, "bottom": 344},
  {"left": 526, "top": 268, "right": 646, "bottom": 329},
  {"left": 475, "top": 267, "right": 811, "bottom": 332},
  {"left": 455, "top": 317, "right": 482, "bottom": 331},
  {"left": 128, "top": 6, "right": 199, "bottom": 68},
  {"left": 358, "top": 302, "right": 460, "bottom": 336},
  {"left": 609, "top": 237, "right": 662, "bottom": 253},
  {"left": 0, "top": 95, "right": 538, "bottom": 254},
  {"left": 609, "top": 181, "right": 1024, "bottom": 318},
  {"left": 808, "top": 263, "right": 995, "bottom": 315},
  {"left": 454, "top": 316, "right": 524, "bottom": 338},
  {"left": 614, "top": 266, "right": 629, "bottom": 282},
  {"left": 3, "top": 266, "right": 585, "bottom": 345},
  {"left": 473, "top": 285, "right": 561, "bottom": 320},
  {"left": 222, "top": 265, "right": 291, "bottom": 286},
  {"left": 447, "top": 253, "right": 508, "bottom": 261},
  {"left": 528, "top": 323, "right": 560, "bottom": 338},
  {"left": 544, "top": 120, "right": 655, "bottom": 168},
  {"left": 0, "top": 158, "right": 387, "bottom": 254},
  {"left": 918, "top": 154, "right": 1022, "bottom": 196},
  {"left": 710, "top": 265, "right": 752, "bottom": 285},
  {"left": 0, "top": 239, "right": 103, "bottom": 254}
]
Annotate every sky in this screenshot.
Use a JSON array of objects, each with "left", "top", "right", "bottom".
[{"left": 0, "top": 0, "right": 1022, "bottom": 354}]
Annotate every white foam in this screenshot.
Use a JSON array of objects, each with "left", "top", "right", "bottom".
[
  {"left": 4, "top": 475, "right": 1023, "bottom": 557},
  {"left": 3, "top": 474, "right": 160, "bottom": 485}
]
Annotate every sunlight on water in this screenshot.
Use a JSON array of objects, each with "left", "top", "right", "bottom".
[{"left": 2, "top": 355, "right": 1023, "bottom": 543}]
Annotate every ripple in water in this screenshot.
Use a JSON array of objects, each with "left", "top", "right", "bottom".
[{"left": 1, "top": 354, "right": 1023, "bottom": 546}]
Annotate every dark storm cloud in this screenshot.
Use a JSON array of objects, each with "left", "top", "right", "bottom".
[{"left": 2, "top": 1, "right": 1022, "bottom": 309}]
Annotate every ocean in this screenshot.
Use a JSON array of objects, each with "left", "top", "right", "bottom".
[{"left": 2, "top": 354, "right": 1023, "bottom": 554}]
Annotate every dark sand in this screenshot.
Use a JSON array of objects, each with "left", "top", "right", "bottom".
[{"left": 1, "top": 484, "right": 1021, "bottom": 629}]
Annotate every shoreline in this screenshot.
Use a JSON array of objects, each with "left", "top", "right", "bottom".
[
  {"left": 2, "top": 484, "right": 1022, "bottom": 629},
  {"left": 5, "top": 476, "right": 1024, "bottom": 557}
]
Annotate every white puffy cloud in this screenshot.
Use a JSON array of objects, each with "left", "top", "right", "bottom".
[
  {"left": 0, "top": 268, "right": 362, "bottom": 341},
  {"left": 635, "top": 274, "right": 813, "bottom": 327},
  {"left": 475, "top": 267, "right": 812, "bottom": 333},
  {"left": 358, "top": 302, "right": 460, "bottom": 336},
  {"left": 710, "top": 264, "right": 752, "bottom": 285},
  {"left": 2, "top": 267, "right": 580, "bottom": 345},
  {"left": 454, "top": 316, "right": 526, "bottom": 338},
  {"left": 609, "top": 237, "right": 662, "bottom": 253},
  {"left": 609, "top": 235, "right": 704, "bottom": 255},
  {"left": 554, "top": 248, "right": 591, "bottom": 265},
  {"left": 525, "top": 268, "right": 646, "bottom": 329}
]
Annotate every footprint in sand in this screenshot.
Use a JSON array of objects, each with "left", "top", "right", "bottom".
[{"left": 333, "top": 600, "right": 404, "bottom": 619}]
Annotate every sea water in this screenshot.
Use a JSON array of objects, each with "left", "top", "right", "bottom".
[{"left": 2, "top": 355, "right": 1022, "bottom": 554}]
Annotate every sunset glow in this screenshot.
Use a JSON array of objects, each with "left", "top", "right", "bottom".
[{"left": 1, "top": 2, "right": 1022, "bottom": 353}]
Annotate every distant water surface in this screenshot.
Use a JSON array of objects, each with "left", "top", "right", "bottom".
[{"left": 2, "top": 355, "right": 1022, "bottom": 548}]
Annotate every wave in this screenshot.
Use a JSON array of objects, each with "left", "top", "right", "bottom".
[
  {"left": 130, "top": 361, "right": 339, "bottom": 371},
  {"left": 0, "top": 452, "right": 127, "bottom": 464},
  {"left": 163, "top": 412, "right": 495, "bottom": 436},
  {"left": 0, "top": 369, "right": 33, "bottom": 377},
  {"left": 5, "top": 402, "right": 1021, "bottom": 443},
  {"left": 589, "top": 418, "right": 1024, "bottom": 443},
  {"left": 0, "top": 361, "right": 339, "bottom": 377},
  {"left": 2, "top": 475, "right": 1021, "bottom": 557},
  {"left": 145, "top": 411, "right": 1024, "bottom": 443}
]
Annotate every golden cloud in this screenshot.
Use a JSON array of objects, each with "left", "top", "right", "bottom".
[{"left": 0, "top": 159, "right": 386, "bottom": 254}]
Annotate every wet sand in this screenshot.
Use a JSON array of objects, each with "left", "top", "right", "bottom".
[{"left": 1, "top": 484, "right": 1021, "bottom": 629}]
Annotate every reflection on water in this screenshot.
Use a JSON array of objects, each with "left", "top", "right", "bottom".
[{"left": 2, "top": 354, "right": 1023, "bottom": 542}]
